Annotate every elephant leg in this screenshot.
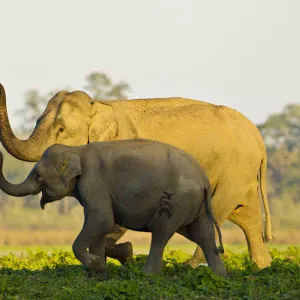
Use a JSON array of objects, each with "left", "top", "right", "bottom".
[
  {"left": 177, "top": 227, "right": 208, "bottom": 265},
  {"left": 179, "top": 216, "right": 227, "bottom": 276},
  {"left": 183, "top": 220, "right": 226, "bottom": 267},
  {"left": 177, "top": 226, "right": 206, "bottom": 267},
  {"left": 183, "top": 192, "right": 234, "bottom": 267},
  {"left": 73, "top": 214, "right": 112, "bottom": 276},
  {"left": 228, "top": 185, "right": 272, "bottom": 269},
  {"left": 104, "top": 224, "right": 133, "bottom": 264},
  {"left": 189, "top": 217, "right": 227, "bottom": 276},
  {"left": 143, "top": 202, "right": 189, "bottom": 274},
  {"left": 143, "top": 230, "right": 173, "bottom": 274},
  {"left": 183, "top": 181, "right": 245, "bottom": 268}
]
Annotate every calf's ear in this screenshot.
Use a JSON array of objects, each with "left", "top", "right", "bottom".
[{"left": 58, "top": 152, "right": 82, "bottom": 187}]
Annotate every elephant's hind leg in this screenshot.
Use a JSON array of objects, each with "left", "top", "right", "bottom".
[
  {"left": 185, "top": 216, "right": 227, "bottom": 276},
  {"left": 143, "top": 198, "right": 188, "bottom": 274},
  {"left": 183, "top": 185, "right": 237, "bottom": 268},
  {"left": 228, "top": 185, "right": 272, "bottom": 269},
  {"left": 103, "top": 224, "right": 133, "bottom": 264},
  {"left": 143, "top": 230, "right": 173, "bottom": 274}
]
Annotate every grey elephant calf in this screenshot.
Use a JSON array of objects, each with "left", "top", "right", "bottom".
[{"left": 0, "top": 139, "right": 226, "bottom": 276}]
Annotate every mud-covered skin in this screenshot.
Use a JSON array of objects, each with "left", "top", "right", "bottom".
[{"left": 0, "top": 139, "right": 226, "bottom": 276}]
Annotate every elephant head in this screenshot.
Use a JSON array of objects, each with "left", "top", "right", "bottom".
[
  {"left": 0, "top": 83, "right": 94, "bottom": 162},
  {"left": 0, "top": 146, "right": 82, "bottom": 208}
]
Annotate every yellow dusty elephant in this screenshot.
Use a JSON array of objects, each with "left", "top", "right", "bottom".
[{"left": 0, "top": 83, "right": 273, "bottom": 268}]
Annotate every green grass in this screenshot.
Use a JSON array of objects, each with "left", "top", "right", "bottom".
[
  {"left": 0, "top": 245, "right": 72, "bottom": 256},
  {"left": 0, "top": 245, "right": 300, "bottom": 299},
  {"left": 0, "top": 243, "right": 294, "bottom": 256},
  {"left": 0, "top": 243, "right": 197, "bottom": 256}
]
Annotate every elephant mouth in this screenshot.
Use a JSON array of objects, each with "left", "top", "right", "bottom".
[
  {"left": 40, "top": 192, "right": 60, "bottom": 210},
  {"left": 32, "top": 187, "right": 42, "bottom": 195}
]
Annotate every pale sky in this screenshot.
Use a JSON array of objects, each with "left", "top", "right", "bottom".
[{"left": 1, "top": 0, "right": 299, "bottom": 129}]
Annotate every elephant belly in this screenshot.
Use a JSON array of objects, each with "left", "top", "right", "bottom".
[
  {"left": 113, "top": 188, "right": 200, "bottom": 232},
  {"left": 113, "top": 196, "right": 159, "bottom": 232}
]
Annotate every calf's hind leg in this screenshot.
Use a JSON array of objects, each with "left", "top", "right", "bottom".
[
  {"left": 143, "top": 229, "right": 174, "bottom": 274},
  {"left": 184, "top": 183, "right": 246, "bottom": 268},
  {"left": 184, "top": 216, "right": 227, "bottom": 277},
  {"left": 100, "top": 224, "right": 133, "bottom": 264},
  {"left": 143, "top": 199, "right": 183, "bottom": 274}
]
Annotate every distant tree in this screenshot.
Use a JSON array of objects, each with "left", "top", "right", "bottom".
[
  {"left": 84, "top": 72, "right": 130, "bottom": 100},
  {"left": 258, "top": 103, "right": 300, "bottom": 203},
  {"left": 258, "top": 104, "right": 300, "bottom": 151}
]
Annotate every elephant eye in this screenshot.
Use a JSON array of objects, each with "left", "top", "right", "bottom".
[
  {"left": 36, "top": 174, "right": 43, "bottom": 182},
  {"left": 59, "top": 127, "right": 64, "bottom": 133}
]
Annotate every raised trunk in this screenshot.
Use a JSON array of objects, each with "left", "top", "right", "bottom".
[
  {"left": 0, "top": 84, "right": 48, "bottom": 162},
  {"left": 0, "top": 151, "right": 40, "bottom": 196}
]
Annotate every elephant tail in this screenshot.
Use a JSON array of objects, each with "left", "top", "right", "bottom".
[
  {"left": 258, "top": 157, "right": 274, "bottom": 242},
  {"left": 204, "top": 185, "right": 224, "bottom": 254}
]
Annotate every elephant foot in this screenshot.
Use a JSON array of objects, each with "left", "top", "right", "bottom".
[
  {"left": 251, "top": 256, "right": 272, "bottom": 270},
  {"left": 86, "top": 268, "right": 108, "bottom": 280},
  {"left": 105, "top": 241, "right": 133, "bottom": 264},
  {"left": 142, "top": 267, "right": 162, "bottom": 275},
  {"left": 84, "top": 256, "right": 107, "bottom": 280},
  {"left": 184, "top": 256, "right": 205, "bottom": 268}
]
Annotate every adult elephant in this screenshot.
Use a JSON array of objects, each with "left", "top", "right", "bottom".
[{"left": 0, "top": 83, "right": 273, "bottom": 268}]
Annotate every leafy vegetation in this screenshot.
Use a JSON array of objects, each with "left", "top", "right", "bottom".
[{"left": 0, "top": 246, "right": 299, "bottom": 299}]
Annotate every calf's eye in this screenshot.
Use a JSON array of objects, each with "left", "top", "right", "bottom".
[{"left": 36, "top": 174, "right": 43, "bottom": 182}]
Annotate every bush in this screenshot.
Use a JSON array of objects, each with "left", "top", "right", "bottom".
[{"left": 0, "top": 247, "right": 300, "bottom": 299}]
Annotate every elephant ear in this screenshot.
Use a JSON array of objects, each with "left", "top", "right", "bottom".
[{"left": 58, "top": 152, "right": 82, "bottom": 187}]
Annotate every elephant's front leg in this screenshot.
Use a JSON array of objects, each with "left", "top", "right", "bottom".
[{"left": 72, "top": 209, "right": 114, "bottom": 276}]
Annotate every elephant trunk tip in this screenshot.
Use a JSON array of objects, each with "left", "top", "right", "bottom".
[
  {"left": 0, "top": 83, "right": 5, "bottom": 98},
  {"left": 40, "top": 201, "right": 45, "bottom": 210}
]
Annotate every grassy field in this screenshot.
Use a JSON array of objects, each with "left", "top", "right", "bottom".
[
  {"left": 0, "top": 243, "right": 294, "bottom": 256},
  {"left": 0, "top": 225, "right": 299, "bottom": 299},
  {"left": 0, "top": 244, "right": 300, "bottom": 299},
  {"left": 1, "top": 227, "right": 300, "bottom": 246}
]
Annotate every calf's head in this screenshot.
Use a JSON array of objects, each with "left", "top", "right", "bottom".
[{"left": 0, "top": 146, "right": 82, "bottom": 209}]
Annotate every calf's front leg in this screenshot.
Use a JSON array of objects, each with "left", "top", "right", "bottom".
[{"left": 72, "top": 208, "right": 114, "bottom": 276}]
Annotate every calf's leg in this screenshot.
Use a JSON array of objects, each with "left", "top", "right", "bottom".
[
  {"left": 185, "top": 216, "right": 227, "bottom": 277},
  {"left": 143, "top": 230, "right": 174, "bottom": 274},
  {"left": 104, "top": 224, "right": 133, "bottom": 264},
  {"left": 73, "top": 209, "right": 114, "bottom": 276}
]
